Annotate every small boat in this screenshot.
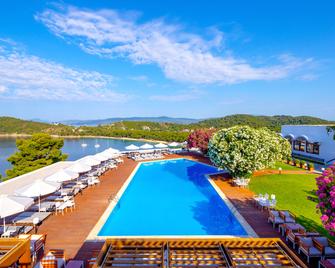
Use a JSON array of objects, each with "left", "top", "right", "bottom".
[
  {"left": 94, "top": 144, "right": 100, "bottom": 148},
  {"left": 81, "top": 143, "right": 88, "bottom": 147}
]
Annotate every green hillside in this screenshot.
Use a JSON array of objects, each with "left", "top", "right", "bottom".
[
  {"left": 192, "top": 114, "right": 333, "bottom": 132},
  {"left": 0, "top": 117, "right": 74, "bottom": 135},
  {"left": 0, "top": 115, "right": 333, "bottom": 141}
]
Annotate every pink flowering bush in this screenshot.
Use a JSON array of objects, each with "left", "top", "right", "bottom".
[
  {"left": 187, "top": 129, "right": 216, "bottom": 154},
  {"left": 316, "top": 164, "right": 335, "bottom": 235}
]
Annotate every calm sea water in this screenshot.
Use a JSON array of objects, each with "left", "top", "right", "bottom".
[
  {"left": 0, "top": 137, "right": 155, "bottom": 176},
  {"left": 98, "top": 158, "right": 247, "bottom": 236}
]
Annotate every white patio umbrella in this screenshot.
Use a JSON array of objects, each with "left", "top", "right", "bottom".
[
  {"left": 99, "top": 151, "right": 114, "bottom": 159},
  {"left": 67, "top": 162, "right": 91, "bottom": 173},
  {"left": 105, "top": 148, "right": 120, "bottom": 154},
  {"left": 93, "top": 153, "right": 109, "bottom": 162},
  {"left": 45, "top": 169, "right": 79, "bottom": 183},
  {"left": 15, "top": 180, "right": 60, "bottom": 211},
  {"left": 0, "top": 195, "right": 34, "bottom": 229},
  {"left": 168, "top": 142, "right": 180, "bottom": 147},
  {"left": 140, "top": 143, "right": 154, "bottom": 149},
  {"left": 78, "top": 156, "right": 101, "bottom": 167},
  {"left": 125, "top": 144, "right": 140, "bottom": 150},
  {"left": 155, "top": 143, "right": 168, "bottom": 149}
]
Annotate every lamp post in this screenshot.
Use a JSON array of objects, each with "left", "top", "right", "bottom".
[
  {"left": 33, "top": 217, "right": 40, "bottom": 234},
  {"left": 278, "top": 167, "right": 282, "bottom": 175}
]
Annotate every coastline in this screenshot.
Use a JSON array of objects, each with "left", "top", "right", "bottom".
[{"left": 0, "top": 133, "right": 169, "bottom": 144}]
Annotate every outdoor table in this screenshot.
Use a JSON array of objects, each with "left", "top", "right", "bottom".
[{"left": 65, "top": 260, "right": 84, "bottom": 268}]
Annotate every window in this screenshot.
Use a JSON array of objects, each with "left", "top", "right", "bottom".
[
  {"left": 293, "top": 140, "right": 306, "bottom": 152},
  {"left": 306, "top": 142, "right": 320, "bottom": 155}
]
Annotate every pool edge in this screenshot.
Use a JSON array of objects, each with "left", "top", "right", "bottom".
[{"left": 86, "top": 157, "right": 258, "bottom": 240}]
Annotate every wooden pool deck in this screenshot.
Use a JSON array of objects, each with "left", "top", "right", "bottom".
[{"left": 37, "top": 154, "right": 283, "bottom": 263}]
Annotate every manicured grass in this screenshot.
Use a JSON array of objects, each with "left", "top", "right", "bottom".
[
  {"left": 249, "top": 173, "right": 332, "bottom": 239},
  {"left": 272, "top": 161, "right": 303, "bottom": 171}
]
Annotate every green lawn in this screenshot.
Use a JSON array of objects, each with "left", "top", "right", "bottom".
[{"left": 249, "top": 173, "right": 332, "bottom": 239}]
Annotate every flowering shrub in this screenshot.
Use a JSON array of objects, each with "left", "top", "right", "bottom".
[
  {"left": 316, "top": 165, "right": 335, "bottom": 235},
  {"left": 187, "top": 129, "right": 216, "bottom": 154},
  {"left": 208, "top": 126, "right": 291, "bottom": 178}
]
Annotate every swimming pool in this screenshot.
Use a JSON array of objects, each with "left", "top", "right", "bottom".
[{"left": 98, "top": 158, "right": 249, "bottom": 236}]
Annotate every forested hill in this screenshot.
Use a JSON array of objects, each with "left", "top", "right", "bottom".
[
  {"left": 0, "top": 117, "right": 74, "bottom": 135},
  {"left": 0, "top": 115, "right": 333, "bottom": 141},
  {"left": 191, "top": 115, "right": 334, "bottom": 132}
]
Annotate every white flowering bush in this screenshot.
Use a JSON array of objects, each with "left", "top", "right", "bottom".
[{"left": 208, "top": 126, "right": 291, "bottom": 178}]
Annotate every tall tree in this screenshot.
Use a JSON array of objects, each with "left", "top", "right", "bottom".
[
  {"left": 6, "top": 133, "right": 67, "bottom": 178},
  {"left": 208, "top": 126, "right": 291, "bottom": 178},
  {"left": 187, "top": 129, "right": 216, "bottom": 154}
]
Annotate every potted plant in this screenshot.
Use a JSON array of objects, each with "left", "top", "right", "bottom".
[
  {"left": 292, "top": 158, "right": 296, "bottom": 166},
  {"left": 287, "top": 156, "right": 292, "bottom": 164},
  {"left": 295, "top": 159, "right": 300, "bottom": 167},
  {"left": 308, "top": 162, "right": 314, "bottom": 171},
  {"left": 300, "top": 160, "right": 306, "bottom": 169}
]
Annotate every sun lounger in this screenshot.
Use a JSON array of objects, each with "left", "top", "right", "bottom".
[
  {"left": 320, "top": 259, "right": 335, "bottom": 268},
  {"left": 298, "top": 237, "right": 322, "bottom": 263},
  {"left": 12, "top": 211, "right": 51, "bottom": 225},
  {"left": 1, "top": 225, "right": 23, "bottom": 237},
  {"left": 268, "top": 210, "right": 284, "bottom": 228},
  {"left": 29, "top": 201, "right": 56, "bottom": 212},
  {"left": 287, "top": 229, "right": 320, "bottom": 249},
  {"left": 313, "top": 237, "right": 335, "bottom": 259},
  {"left": 55, "top": 202, "right": 68, "bottom": 215},
  {"left": 45, "top": 195, "right": 70, "bottom": 202},
  {"left": 279, "top": 210, "right": 296, "bottom": 223},
  {"left": 279, "top": 222, "right": 305, "bottom": 237}
]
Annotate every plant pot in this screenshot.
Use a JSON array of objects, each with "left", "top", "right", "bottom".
[{"left": 309, "top": 167, "right": 314, "bottom": 171}]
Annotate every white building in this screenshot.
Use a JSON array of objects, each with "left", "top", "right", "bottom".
[{"left": 281, "top": 125, "right": 335, "bottom": 166}]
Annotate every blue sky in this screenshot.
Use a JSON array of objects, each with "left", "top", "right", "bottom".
[{"left": 0, "top": 1, "right": 334, "bottom": 121}]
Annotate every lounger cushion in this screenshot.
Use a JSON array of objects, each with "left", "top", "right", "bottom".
[
  {"left": 309, "top": 247, "right": 322, "bottom": 256},
  {"left": 325, "top": 247, "right": 335, "bottom": 256},
  {"left": 300, "top": 237, "right": 313, "bottom": 247},
  {"left": 269, "top": 210, "right": 279, "bottom": 217},
  {"left": 314, "top": 237, "right": 329, "bottom": 246}
]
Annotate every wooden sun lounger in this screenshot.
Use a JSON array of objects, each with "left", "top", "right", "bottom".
[
  {"left": 29, "top": 202, "right": 56, "bottom": 212},
  {"left": 12, "top": 212, "right": 51, "bottom": 225}
]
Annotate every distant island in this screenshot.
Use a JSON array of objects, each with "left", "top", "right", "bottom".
[{"left": 0, "top": 114, "right": 333, "bottom": 142}]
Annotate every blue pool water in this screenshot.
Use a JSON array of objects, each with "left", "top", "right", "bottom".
[{"left": 98, "top": 159, "right": 247, "bottom": 236}]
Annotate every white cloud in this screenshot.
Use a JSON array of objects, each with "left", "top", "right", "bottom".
[
  {"left": 0, "top": 85, "right": 7, "bottom": 93},
  {"left": 129, "top": 75, "right": 148, "bottom": 81},
  {"left": 149, "top": 89, "right": 203, "bottom": 102},
  {"left": 0, "top": 40, "right": 129, "bottom": 101},
  {"left": 36, "top": 5, "right": 313, "bottom": 84}
]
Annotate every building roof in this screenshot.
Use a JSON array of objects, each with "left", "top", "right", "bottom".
[
  {"left": 95, "top": 238, "right": 307, "bottom": 268},
  {"left": 0, "top": 237, "right": 31, "bottom": 267},
  {"left": 0, "top": 161, "right": 74, "bottom": 195}
]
